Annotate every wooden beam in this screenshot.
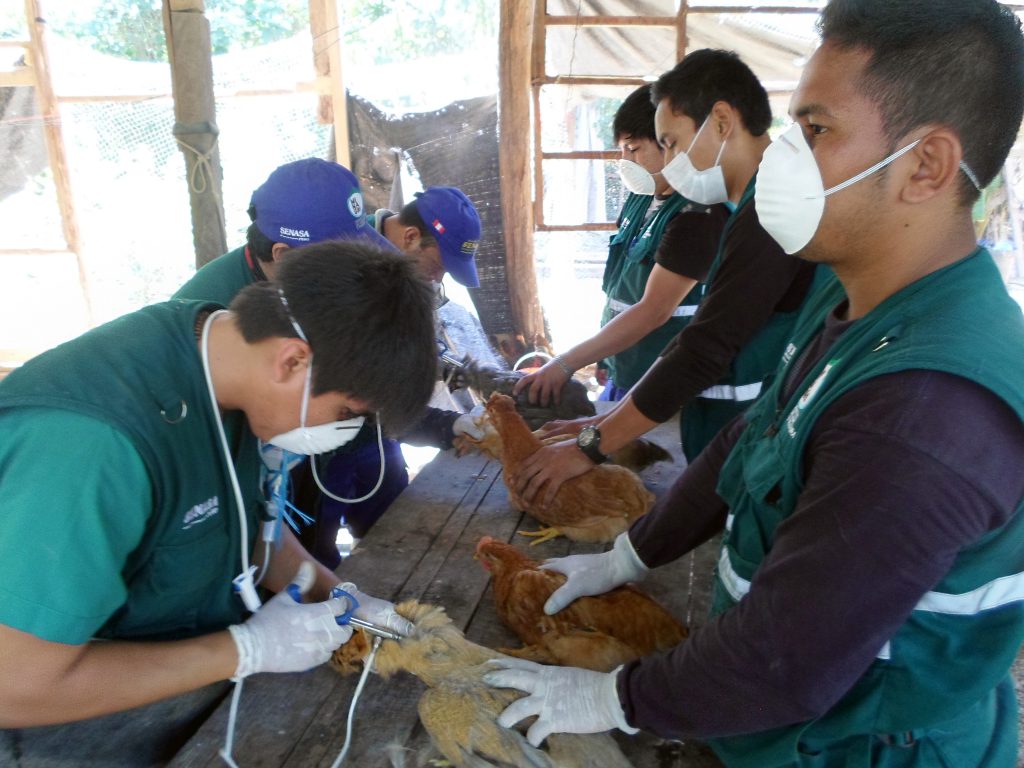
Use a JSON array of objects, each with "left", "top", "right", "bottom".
[
  {"left": 677, "top": 1, "right": 689, "bottom": 61},
  {"left": 309, "top": 0, "right": 350, "bottom": 167},
  {"left": 531, "top": 0, "right": 546, "bottom": 231},
  {"left": 542, "top": 150, "right": 620, "bottom": 160},
  {"left": 24, "top": 0, "right": 92, "bottom": 325},
  {"left": 538, "top": 223, "right": 618, "bottom": 232},
  {"left": 500, "top": 0, "right": 546, "bottom": 350},
  {"left": 536, "top": 75, "right": 647, "bottom": 86},
  {"left": 0, "top": 68, "right": 34, "bottom": 87},
  {"left": 162, "top": 0, "right": 227, "bottom": 267},
  {"left": 545, "top": 15, "right": 677, "bottom": 26}
]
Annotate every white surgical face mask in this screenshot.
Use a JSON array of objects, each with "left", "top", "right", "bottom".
[
  {"left": 267, "top": 359, "right": 365, "bottom": 455},
  {"left": 618, "top": 159, "right": 657, "bottom": 196},
  {"left": 661, "top": 115, "right": 729, "bottom": 205},
  {"left": 755, "top": 122, "right": 921, "bottom": 254}
]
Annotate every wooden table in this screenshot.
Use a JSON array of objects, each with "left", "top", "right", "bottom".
[{"left": 169, "top": 411, "right": 724, "bottom": 768}]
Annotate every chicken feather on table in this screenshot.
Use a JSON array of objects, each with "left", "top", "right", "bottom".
[
  {"left": 483, "top": 393, "right": 655, "bottom": 544},
  {"left": 476, "top": 537, "right": 687, "bottom": 672},
  {"left": 330, "top": 601, "right": 633, "bottom": 768}
]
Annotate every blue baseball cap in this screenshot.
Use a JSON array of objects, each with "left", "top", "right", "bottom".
[
  {"left": 250, "top": 158, "right": 394, "bottom": 252},
  {"left": 413, "top": 187, "right": 482, "bottom": 288}
]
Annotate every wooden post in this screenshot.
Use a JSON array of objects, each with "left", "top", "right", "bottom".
[
  {"left": 162, "top": 0, "right": 227, "bottom": 267},
  {"left": 24, "top": 0, "right": 93, "bottom": 324},
  {"left": 676, "top": 1, "right": 689, "bottom": 62},
  {"left": 309, "top": 0, "right": 350, "bottom": 168},
  {"left": 499, "top": 0, "right": 546, "bottom": 349}
]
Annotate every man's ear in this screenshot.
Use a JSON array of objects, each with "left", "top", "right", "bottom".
[
  {"left": 902, "top": 128, "right": 963, "bottom": 205},
  {"left": 271, "top": 242, "right": 291, "bottom": 263},
  {"left": 271, "top": 337, "right": 311, "bottom": 385},
  {"left": 402, "top": 226, "right": 422, "bottom": 249},
  {"left": 710, "top": 100, "right": 737, "bottom": 141}
]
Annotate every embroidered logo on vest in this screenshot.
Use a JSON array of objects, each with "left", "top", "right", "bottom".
[
  {"left": 781, "top": 342, "right": 797, "bottom": 366},
  {"left": 182, "top": 496, "right": 219, "bottom": 530},
  {"left": 785, "top": 360, "right": 836, "bottom": 438}
]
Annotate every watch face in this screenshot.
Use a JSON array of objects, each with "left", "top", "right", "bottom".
[{"left": 578, "top": 426, "right": 597, "bottom": 447}]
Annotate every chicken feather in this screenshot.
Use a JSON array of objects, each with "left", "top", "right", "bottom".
[
  {"left": 484, "top": 393, "right": 655, "bottom": 543},
  {"left": 476, "top": 537, "right": 687, "bottom": 672},
  {"left": 330, "top": 601, "right": 633, "bottom": 768}
]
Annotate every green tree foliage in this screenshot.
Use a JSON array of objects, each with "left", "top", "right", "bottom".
[{"left": 46, "top": 0, "right": 308, "bottom": 62}]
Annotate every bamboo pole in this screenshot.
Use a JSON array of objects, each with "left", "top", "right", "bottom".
[
  {"left": 309, "top": 0, "right": 350, "bottom": 167},
  {"left": 500, "top": 0, "right": 546, "bottom": 352},
  {"left": 162, "top": 0, "right": 227, "bottom": 267},
  {"left": 24, "top": 0, "right": 93, "bottom": 324}
]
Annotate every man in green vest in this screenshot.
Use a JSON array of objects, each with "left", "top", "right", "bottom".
[
  {"left": 175, "top": 159, "right": 483, "bottom": 565},
  {"left": 0, "top": 243, "right": 435, "bottom": 726},
  {"left": 514, "top": 84, "right": 727, "bottom": 409},
  {"left": 515, "top": 49, "right": 821, "bottom": 492},
  {"left": 485, "top": 2, "right": 1024, "bottom": 766}
]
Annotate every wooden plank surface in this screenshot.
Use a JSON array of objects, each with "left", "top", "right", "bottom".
[{"left": 170, "top": 412, "right": 724, "bottom": 767}]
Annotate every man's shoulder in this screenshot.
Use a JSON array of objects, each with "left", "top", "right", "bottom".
[{"left": 173, "top": 246, "right": 249, "bottom": 304}]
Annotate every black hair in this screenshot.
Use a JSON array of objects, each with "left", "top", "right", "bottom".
[
  {"left": 245, "top": 203, "right": 276, "bottom": 263},
  {"left": 819, "top": 0, "right": 1024, "bottom": 203},
  {"left": 397, "top": 200, "right": 439, "bottom": 249},
  {"left": 230, "top": 241, "right": 437, "bottom": 434},
  {"left": 613, "top": 84, "right": 657, "bottom": 144},
  {"left": 651, "top": 49, "right": 772, "bottom": 136}
]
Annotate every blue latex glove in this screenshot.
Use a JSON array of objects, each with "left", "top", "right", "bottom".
[{"left": 483, "top": 658, "right": 638, "bottom": 747}]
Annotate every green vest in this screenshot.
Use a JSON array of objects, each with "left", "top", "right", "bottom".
[
  {"left": 681, "top": 180, "right": 829, "bottom": 461},
  {"left": 709, "top": 249, "right": 1024, "bottom": 767},
  {"left": 600, "top": 193, "right": 704, "bottom": 389},
  {"left": 173, "top": 246, "right": 257, "bottom": 307},
  {"left": 0, "top": 301, "right": 262, "bottom": 640}
]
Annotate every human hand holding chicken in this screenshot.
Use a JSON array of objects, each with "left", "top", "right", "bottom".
[
  {"left": 484, "top": 658, "right": 638, "bottom": 747},
  {"left": 513, "top": 437, "right": 596, "bottom": 508},
  {"left": 513, "top": 358, "right": 573, "bottom": 406},
  {"left": 541, "top": 532, "right": 650, "bottom": 614}
]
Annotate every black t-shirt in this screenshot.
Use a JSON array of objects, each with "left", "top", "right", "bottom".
[{"left": 654, "top": 202, "right": 730, "bottom": 282}]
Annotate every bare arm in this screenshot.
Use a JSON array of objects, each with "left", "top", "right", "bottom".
[
  {"left": 0, "top": 622, "right": 236, "bottom": 727},
  {"left": 255, "top": 525, "right": 338, "bottom": 601},
  {"left": 515, "top": 394, "right": 660, "bottom": 507},
  {"left": 516, "top": 266, "right": 698, "bottom": 406}
]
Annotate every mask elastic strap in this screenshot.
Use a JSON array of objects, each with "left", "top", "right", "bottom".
[
  {"left": 712, "top": 137, "right": 727, "bottom": 168},
  {"left": 685, "top": 114, "right": 710, "bottom": 155},
  {"left": 960, "top": 161, "right": 982, "bottom": 191},
  {"left": 310, "top": 416, "right": 387, "bottom": 504},
  {"left": 823, "top": 139, "right": 921, "bottom": 197}
]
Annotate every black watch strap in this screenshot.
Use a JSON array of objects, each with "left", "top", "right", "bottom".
[{"left": 576, "top": 425, "right": 609, "bottom": 464}]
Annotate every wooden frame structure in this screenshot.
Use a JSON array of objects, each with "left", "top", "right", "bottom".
[{"left": 1, "top": 0, "right": 91, "bottom": 324}]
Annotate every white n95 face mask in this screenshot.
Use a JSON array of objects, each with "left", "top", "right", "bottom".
[
  {"left": 661, "top": 115, "right": 729, "bottom": 205},
  {"left": 618, "top": 159, "right": 657, "bottom": 196},
  {"left": 755, "top": 122, "right": 921, "bottom": 255},
  {"left": 267, "top": 361, "right": 366, "bottom": 455},
  {"left": 268, "top": 416, "right": 365, "bottom": 455}
]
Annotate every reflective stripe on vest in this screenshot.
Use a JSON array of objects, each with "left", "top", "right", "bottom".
[
  {"left": 719, "top": 546, "right": 1024, "bottom": 659},
  {"left": 699, "top": 382, "right": 763, "bottom": 401},
  {"left": 606, "top": 297, "right": 699, "bottom": 318}
]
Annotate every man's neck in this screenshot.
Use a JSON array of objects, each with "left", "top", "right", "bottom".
[
  {"left": 725, "top": 132, "right": 770, "bottom": 205},
  {"left": 833, "top": 217, "right": 978, "bottom": 320}
]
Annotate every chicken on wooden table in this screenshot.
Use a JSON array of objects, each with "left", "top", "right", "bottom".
[{"left": 476, "top": 537, "right": 687, "bottom": 672}]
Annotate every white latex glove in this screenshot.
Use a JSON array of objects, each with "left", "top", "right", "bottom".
[
  {"left": 228, "top": 561, "right": 353, "bottom": 678},
  {"left": 452, "top": 404, "right": 487, "bottom": 441},
  {"left": 541, "top": 532, "right": 649, "bottom": 615},
  {"left": 335, "top": 582, "right": 415, "bottom": 637},
  {"left": 484, "top": 658, "right": 638, "bottom": 747}
]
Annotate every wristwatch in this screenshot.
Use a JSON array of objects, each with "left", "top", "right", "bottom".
[{"left": 576, "top": 424, "right": 609, "bottom": 464}]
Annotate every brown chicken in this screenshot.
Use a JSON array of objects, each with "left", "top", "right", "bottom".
[
  {"left": 476, "top": 537, "right": 687, "bottom": 672},
  {"left": 331, "top": 601, "right": 633, "bottom": 768},
  {"left": 457, "top": 419, "right": 672, "bottom": 477},
  {"left": 484, "top": 393, "right": 655, "bottom": 544}
]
